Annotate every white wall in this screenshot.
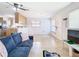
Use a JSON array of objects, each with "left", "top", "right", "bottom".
[
  {"left": 51, "top": 2, "right": 79, "bottom": 40},
  {"left": 69, "top": 9, "right": 79, "bottom": 29},
  {"left": 27, "top": 17, "right": 51, "bottom": 35}
]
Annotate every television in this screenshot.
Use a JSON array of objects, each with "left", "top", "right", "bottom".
[{"left": 68, "top": 29, "right": 79, "bottom": 44}]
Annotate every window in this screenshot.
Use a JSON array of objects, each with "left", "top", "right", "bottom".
[{"left": 31, "top": 21, "right": 40, "bottom": 27}]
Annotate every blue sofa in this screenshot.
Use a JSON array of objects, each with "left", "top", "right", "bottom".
[{"left": 0, "top": 33, "right": 33, "bottom": 57}]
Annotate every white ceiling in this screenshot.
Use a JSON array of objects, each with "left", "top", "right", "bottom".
[{"left": 0, "top": 2, "right": 71, "bottom": 18}]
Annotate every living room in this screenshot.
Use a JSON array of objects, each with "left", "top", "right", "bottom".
[{"left": 0, "top": 2, "right": 79, "bottom": 57}]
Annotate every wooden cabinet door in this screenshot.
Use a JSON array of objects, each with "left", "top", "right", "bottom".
[
  {"left": 15, "top": 12, "right": 27, "bottom": 25},
  {"left": 0, "top": 17, "right": 3, "bottom": 24}
]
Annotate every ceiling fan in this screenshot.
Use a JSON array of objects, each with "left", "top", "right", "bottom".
[{"left": 7, "top": 2, "right": 29, "bottom": 11}]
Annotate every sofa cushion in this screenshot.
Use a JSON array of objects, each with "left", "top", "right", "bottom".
[
  {"left": 8, "top": 47, "right": 30, "bottom": 57},
  {"left": 18, "top": 40, "right": 33, "bottom": 48},
  {"left": 11, "top": 33, "right": 22, "bottom": 45},
  {"left": 0, "top": 36, "right": 16, "bottom": 53}
]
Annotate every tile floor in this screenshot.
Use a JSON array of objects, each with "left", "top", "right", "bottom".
[{"left": 29, "top": 34, "right": 62, "bottom": 57}]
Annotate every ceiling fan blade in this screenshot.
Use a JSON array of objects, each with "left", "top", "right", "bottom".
[
  {"left": 6, "top": 2, "right": 14, "bottom": 7},
  {"left": 19, "top": 8, "right": 29, "bottom": 11},
  {"left": 6, "top": 2, "right": 29, "bottom": 11}
]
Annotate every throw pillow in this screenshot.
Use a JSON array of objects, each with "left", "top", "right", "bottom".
[{"left": 21, "top": 33, "right": 29, "bottom": 41}]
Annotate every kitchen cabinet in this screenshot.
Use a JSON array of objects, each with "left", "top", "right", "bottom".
[
  {"left": 0, "top": 17, "right": 3, "bottom": 25},
  {"left": 15, "top": 12, "right": 27, "bottom": 25},
  {"left": 0, "top": 17, "right": 3, "bottom": 36}
]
